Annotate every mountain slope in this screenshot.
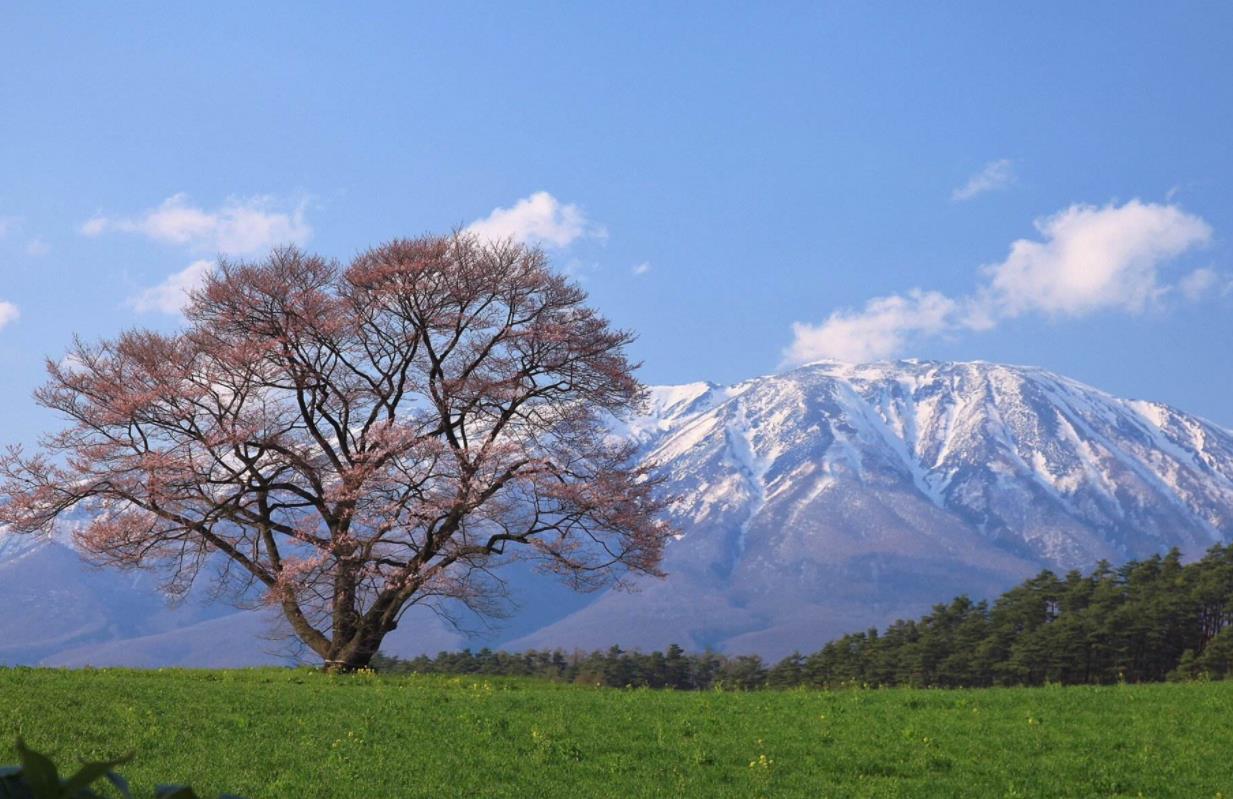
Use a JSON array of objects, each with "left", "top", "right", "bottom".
[
  {"left": 511, "top": 360, "right": 1233, "bottom": 657},
  {"left": 0, "top": 537, "right": 466, "bottom": 667},
  {"left": 0, "top": 536, "right": 237, "bottom": 664}
]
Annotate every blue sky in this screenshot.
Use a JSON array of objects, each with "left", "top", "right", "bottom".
[{"left": 2, "top": 2, "right": 1232, "bottom": 446}]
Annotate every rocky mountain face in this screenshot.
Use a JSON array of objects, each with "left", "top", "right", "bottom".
[
  {"left": 508, "top": 360, "right": 1233, "bottom": 657},
  {"left": 4, "top": 360, "right": 1232, "bottom": 664}
]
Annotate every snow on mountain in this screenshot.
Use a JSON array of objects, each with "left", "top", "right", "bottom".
[
  {"left": 509, "top": 360, "right": 1233, "bottom": 657},
  {"left": 646, "top": 360, "right": 1233, "bottom": 566},
  {"left": 4, "top": 359, "right": 1233, "bottom": 663}
]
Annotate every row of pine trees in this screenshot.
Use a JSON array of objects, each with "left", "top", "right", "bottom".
[{"left": 373, "top": 544, "right": 1233, "bottom": 689}]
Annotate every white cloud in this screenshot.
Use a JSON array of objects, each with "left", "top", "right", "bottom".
[
  {"left": 1178, "top": 268, "right": 1218, "bottom": 302},
  {"left": 784, "top": 290, "right": 965, "bottom": 364},
  {"left": 128, "top": 259, "right": 215, "bottom": 315},
  {"left": 632, "top": 262, "right": 651, "bottom": 276},
  {"left": 25, "top": 239, "right": 50, "bottom": 256},
  {"left": 467, "top": 192, "right": 604, "bottom": 249},
  {"left": 1178, "top": 267, "right": 1233, "bottom": 301},
  {"left": 784, "top": 200, "right": 1215, "bottom": 366},
  {"left": 79, "top": 216, "right": 107, "bottom": 236},
  {"left": 81, "top": 193, "right": 312, "bottom": 256},
  {"left": 58, "top": 353, "right": 87, "bottom": 374},
  {"left": 0, "top": 301, "right": 19, "bottom": 331},
  {"left": 952, "top": 159, "right": 1015, "bottom": 202},
  {"left": 984, "top": 200, "right": 1211, "bottom": 316}
]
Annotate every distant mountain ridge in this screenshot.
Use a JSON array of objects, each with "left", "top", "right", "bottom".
[{"left": 3, "top": 359, "right": 1232, "bottom": 664}]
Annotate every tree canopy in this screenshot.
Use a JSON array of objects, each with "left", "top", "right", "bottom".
[{"left": 0, "top": 234, "right": 672, "bottom": 671}]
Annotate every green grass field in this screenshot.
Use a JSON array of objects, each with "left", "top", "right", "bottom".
[{"left": 1, "top": 670, "right": 1231, "bottom": 798}]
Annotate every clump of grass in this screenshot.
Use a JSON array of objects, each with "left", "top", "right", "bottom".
[{"left": 0, "top": 738, "right": 243, "bottom": 798}]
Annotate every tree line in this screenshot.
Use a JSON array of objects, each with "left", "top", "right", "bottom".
[{"left": 373, "top": 544, "right": 1233, "bottom": 688}]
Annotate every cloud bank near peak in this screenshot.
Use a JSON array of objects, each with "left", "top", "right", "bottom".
[
  {"left": 784, "top": 200, "right": 1217, "bottom": 366},
  {"left": 785, "top": 290, "right": 977, "bottom": 366}
]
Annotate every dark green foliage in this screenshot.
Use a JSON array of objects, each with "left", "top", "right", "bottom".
[
  {"left": 0, "top": 740, "right": 242, "bottom": 799},
  {"left": 0, "top": 739, "right": 130, "bottom": 799},
  {"left": 370, "top": 646, "right": 771, "bottom": 690},
  {"left": 375, "top": 544, "right": 1233, "bottom": 689}
]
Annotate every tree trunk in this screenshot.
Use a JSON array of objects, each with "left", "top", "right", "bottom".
[{"left": 323, "top": 623, "right": 391, "bottom": 673}]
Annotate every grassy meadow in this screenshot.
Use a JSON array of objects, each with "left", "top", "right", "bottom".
[{"left": 0, "top": 669, "right": 1231, "bottom": 798}]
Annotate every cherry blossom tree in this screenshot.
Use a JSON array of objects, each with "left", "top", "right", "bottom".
[{"left": 0, "top": 234, "right": 671, "bottom": 671}]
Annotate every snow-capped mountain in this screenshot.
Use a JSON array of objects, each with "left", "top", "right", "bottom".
[
  {"left": 510, "top": 360, "right": 1233, "bottom": 656},
  {"left": 641, "top": 359, "right": 1233, "bottom": 566},
  {"left": 4, "top": 359, "right": 1233, "bottom": 664}
]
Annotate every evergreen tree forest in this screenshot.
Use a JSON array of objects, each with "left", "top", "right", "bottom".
[{"left": 373, "top": 544, "right": 1233, "bottom": 689}]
